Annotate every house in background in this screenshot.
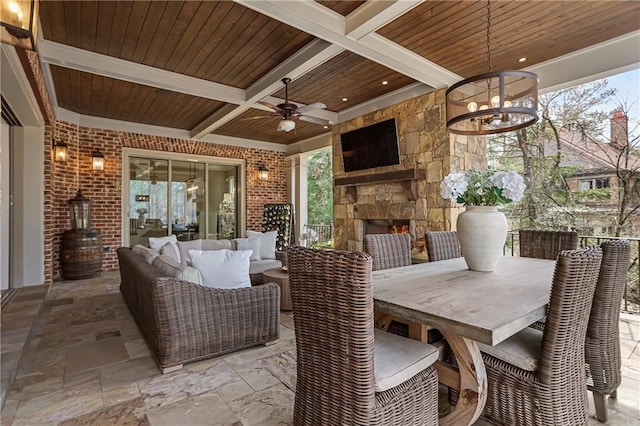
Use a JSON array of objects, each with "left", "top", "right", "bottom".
[{"left": 548, "top": 111, "right": 640, "bottom": 236}]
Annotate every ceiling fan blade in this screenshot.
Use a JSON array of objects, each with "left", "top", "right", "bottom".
[
  {"left": 238, "top": 115, "right": 275, "bottom": 121},
  {"left": 295, "top": 102, "right": 326, "bottom": 114},
  {"left": 258, "top": 101, "right": 278, "bottom": 111},
  {"left": 299, "top": 115, "right": 330, "bottom": 125}
]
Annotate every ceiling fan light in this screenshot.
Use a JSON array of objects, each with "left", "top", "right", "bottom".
[{"left": 277, "top": 119, "right": 295, "bottom": 132}]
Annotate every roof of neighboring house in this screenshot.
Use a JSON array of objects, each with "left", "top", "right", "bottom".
[{"left": 545, "top": 125, "right": 640, "bottom": 176}]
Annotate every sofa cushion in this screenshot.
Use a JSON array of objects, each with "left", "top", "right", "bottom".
[
  {"left": 149, "top": 235, "right": 179, "bottom": 260},
  {"left": 177, "top": 239, "right": 233, "bottom": 266},
  {"left": 132, "top": 244, "right": 159, "bottom": 264},
  {"left": 374, "top": 329, "right": 439, "bottom": 392},
  {"left": 478, "top": 326, "right": 542, "bottom": 371},
  {"left": 235, "top": 238, "right": 261, "bottom": 261},
  {"left": 189, "top": 249, "right": 252, "bottom": 289},
  {"left": 249, "top": 259, "right": 282, "bottom": 276},
  {"left": 152, "top": 254, "right": 203, "bottom": 285},
  {"left": 246, "top": 230, "right": 278, "bottom": 260},
  {"left": 160, "top": 241, "right": 180, "bottom": 263}
]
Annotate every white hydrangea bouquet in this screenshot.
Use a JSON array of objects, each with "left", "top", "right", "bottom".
[{"left": 440, "top": 169, "right": 526, "bottom": 206}]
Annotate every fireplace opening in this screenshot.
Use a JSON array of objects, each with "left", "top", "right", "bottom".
[{"left": 364, "top": 219, "right": 410, "bottom": 235}]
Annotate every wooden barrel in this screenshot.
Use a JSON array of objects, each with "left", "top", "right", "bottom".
[{"left": 62, "top": 229, "right": 103, "bottom": 280}]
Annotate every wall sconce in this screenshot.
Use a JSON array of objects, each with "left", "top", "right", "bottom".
[
  {"left": 92, "top": 150, "right": 105, "bottom": 171},
  {"left": 0, "top": 0, "right": 39, "bottom": 51},
  {"left": 53, "top": 139, "right": 68, "bottom": 162},
  {"left": 258, "top": 164, "right": 269, "bottom": 181}
]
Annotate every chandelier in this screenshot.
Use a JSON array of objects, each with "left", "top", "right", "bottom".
[{"left": 445, "top": 0, "right": 538, "bottom": 135}]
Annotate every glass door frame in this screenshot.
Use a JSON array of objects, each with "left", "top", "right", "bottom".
[{"left": 121, "top": 148, "right": 246, "bottom": 246}]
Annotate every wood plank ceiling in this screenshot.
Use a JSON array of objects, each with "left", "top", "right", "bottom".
[{"left": 37, "top": 0, "right": 640, "bottom": 146}]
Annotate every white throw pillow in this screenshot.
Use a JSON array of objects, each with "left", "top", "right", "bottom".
[
  {"left": 148, "top": 235, "right": 179, "bottom": 261},
  {"left": 189, "top": 249, "right": 252, "bottom": 289},
  {"left": 236, "top": 238, "right": 261, "bottom": 261},
  {"left": 246, "top": 230, "right": 278, "bottom": 260},
  {"left": 160, "top": 241, "right": 180, "bottom": 263}
]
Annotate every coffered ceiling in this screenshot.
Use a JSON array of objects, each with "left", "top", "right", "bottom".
[{"left": 36, "top": 1, "right": 640, "bottom": 150}]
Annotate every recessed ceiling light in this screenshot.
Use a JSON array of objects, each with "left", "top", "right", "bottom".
[
  {"left": 342, "top": 97, "right": 348, "bottom": 102},
  {"left": 323, "top": 125, "right": 329, "bottom": 129},
  {"left": 518, "top": 57, "right": 527, "bottom": 63},
  {"left": 382, "top": 80, "right": 388, "bottom": 85}
]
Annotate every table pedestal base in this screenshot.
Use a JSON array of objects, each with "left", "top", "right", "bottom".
[{"left": 436, "top": 332, "right": 487, "bottom": 426}]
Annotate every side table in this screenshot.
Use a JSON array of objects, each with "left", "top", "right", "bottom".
[{"left": 262, "top": 268, "right": 292, "bottom": 311}]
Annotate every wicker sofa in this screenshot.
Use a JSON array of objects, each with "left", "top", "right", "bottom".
[{"left": 117, "top": 247, "right": 281, "bottom": 373}]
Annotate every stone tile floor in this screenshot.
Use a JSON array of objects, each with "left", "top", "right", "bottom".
[{"left": 1, "top": 271, "right": 639, "bottom": 425}]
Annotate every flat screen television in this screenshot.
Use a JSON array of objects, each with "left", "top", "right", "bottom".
[{"left": 340, "top": 118, "right": 400, "bottom": 173}]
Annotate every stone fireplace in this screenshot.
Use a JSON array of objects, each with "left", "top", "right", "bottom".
[{"left": 332, "top": 89, "right": 486, "bottom": 251}]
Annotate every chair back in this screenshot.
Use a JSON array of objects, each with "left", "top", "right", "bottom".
[
  {"left": 519, "top": 229, "right": 578, "bottom": 260},
  {"left": 425, "top": 231, "right": 461, "bottom": 262},
  {"left": 538, "top": 246, "right": 602, "bottom": 386},
  {"left": 287, "top": 246, "right": 375, "bottom": 424},
  {"left": 586, "top": 239, "right": 631, "bottom": 393},
  {"left": 364, "top": 233, "right": 411, "bottom": 271}
]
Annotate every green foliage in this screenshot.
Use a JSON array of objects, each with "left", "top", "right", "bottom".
[
  {"left": 574, "top": 188, "right": 613, "bottom": 203},
  {"left": 307, "top": 148, "right": 333, "bottom": 225}
]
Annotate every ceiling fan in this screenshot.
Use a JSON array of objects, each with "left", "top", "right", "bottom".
[{"left": 251, "top": 78, "right": 330, "bottom": 132}]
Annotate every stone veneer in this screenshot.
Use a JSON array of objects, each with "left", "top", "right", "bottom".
[{"left": 332, "top": 89, "right": 486, "bottom": 251}]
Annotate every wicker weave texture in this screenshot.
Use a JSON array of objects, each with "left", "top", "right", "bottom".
[
  {"left": 425, "top": 231, "right": 462, "bottom": 262},
  {"left": 287, "top": 246, "right": 438, "bottom": 426},
  {"left": 586, "top": 240, "right": 631, "bottom": 396},
  {"left": 117, "top": 248, "right": 280, "bottom": 370},
  {"left": 480, "top": 246, "right": 603, "bottom": 426},
  {"left": 364, "top": 233, "right": 412, "bottom": 271},
  {"left": 519, "top": 229, "right": 579, "bottom": 260}
]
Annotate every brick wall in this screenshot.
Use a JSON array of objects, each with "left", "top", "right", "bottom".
[{"left": 45, "top": 121, "right": 287, "bottom": 282}]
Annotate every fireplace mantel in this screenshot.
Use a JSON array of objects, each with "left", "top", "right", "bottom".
[{"left": 334, "top": 168, "right": 426, "bottom": 202}]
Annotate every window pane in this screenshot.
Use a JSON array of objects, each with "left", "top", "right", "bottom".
[
  {"left": 129, "top": 158, "right": 169, "bottom": 246},
  {"left": 209, "top": 164, "right": 238, "bottom": 240}
]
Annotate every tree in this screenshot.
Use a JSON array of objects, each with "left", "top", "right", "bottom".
[
  {"left": 490, "top": 79, "right": 639, "bottom": 236},
  {"left": 307, "top": 148, "right": 333, "bottom": 225}
]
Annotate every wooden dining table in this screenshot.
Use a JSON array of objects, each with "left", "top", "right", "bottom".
[{"left": 372, "top": 256, "right": 557, "bottom": 426}]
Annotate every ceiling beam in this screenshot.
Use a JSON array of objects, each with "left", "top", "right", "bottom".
[
  {"left": 345, "top": 0, "right": 423, "bottom": 41},
  {"left": 38, "top": 39, "right": 251, "bottom": 106},
  {"left": 235, "top": 0, "right": 461, "bottom": 89},
  {"left": 245, "top": 39, "right": 343, "bottom": 101},
  {"left": 190, "top": 104, "right": 252, "bottom": 140},
  {"left": 191, "top": 39, "right": 343, "bottom": 138},
  {"left": 526, "top": 30, "right": 640, "bottom": 94}
]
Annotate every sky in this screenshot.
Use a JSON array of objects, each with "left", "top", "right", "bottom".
[
  {"left": 585, "top": 68, "right": 639, "bottom": 141},
  {"left": 603, "top": 68, "right": 639, "bottom": 118}
]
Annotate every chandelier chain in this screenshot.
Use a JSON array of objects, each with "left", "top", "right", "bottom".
[{"left": 486, "top": 0, "right": 492, "bottom": 73}]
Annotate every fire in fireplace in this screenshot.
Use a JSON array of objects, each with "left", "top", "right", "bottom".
[{"left": 364, "top": 219, "right": 410, "bottom": 235}]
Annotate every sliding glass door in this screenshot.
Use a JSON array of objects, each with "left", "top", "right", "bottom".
[{"left": 124, "top": 150, "right": 244, "bottom": 246}]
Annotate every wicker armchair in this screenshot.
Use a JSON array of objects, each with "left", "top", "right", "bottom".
[
  {"left": 364, "top": 233, "right": 412, "bottom": 271},
  {"left": 425, "top": 231, "right": 461, "bottom": 262},
  {"left": 287, "top": 246, "right": 439, "bottom": 426},
  {"left": 519, "top": 229, "right": 579, "bottom": 260},
  {"left": 480, "top": 246, "right": 603, "bottom": 425},
  {"left": 586, "top": 239, "right": 631, "bottom": 422}
]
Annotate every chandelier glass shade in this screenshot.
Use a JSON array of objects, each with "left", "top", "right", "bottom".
[{"left": 445, "top": 70, "right": 539, "bottom": 135}]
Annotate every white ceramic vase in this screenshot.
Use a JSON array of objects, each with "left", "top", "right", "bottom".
[{"left": 456, "top": 205, "right": 508, "bottom": 272}]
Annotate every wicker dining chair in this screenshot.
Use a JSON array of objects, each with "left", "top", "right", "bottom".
[
  {"left": 586, "top": 239, "right": 631, "bottom": 422},
  {"left": 480, "top": 246, "right": 603, "bottom": 425},
  {"left": 425, "top": 231, "right": 461, "bottom": 262},
  {"left": 287, "top": 246, "right": 439, "bottom": 426},
  {"left": 519, "top": 229, "right": 579, "bottom": 260},
  {"left": 364, "top": 233, "right": 412, "bottom": 271}
]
